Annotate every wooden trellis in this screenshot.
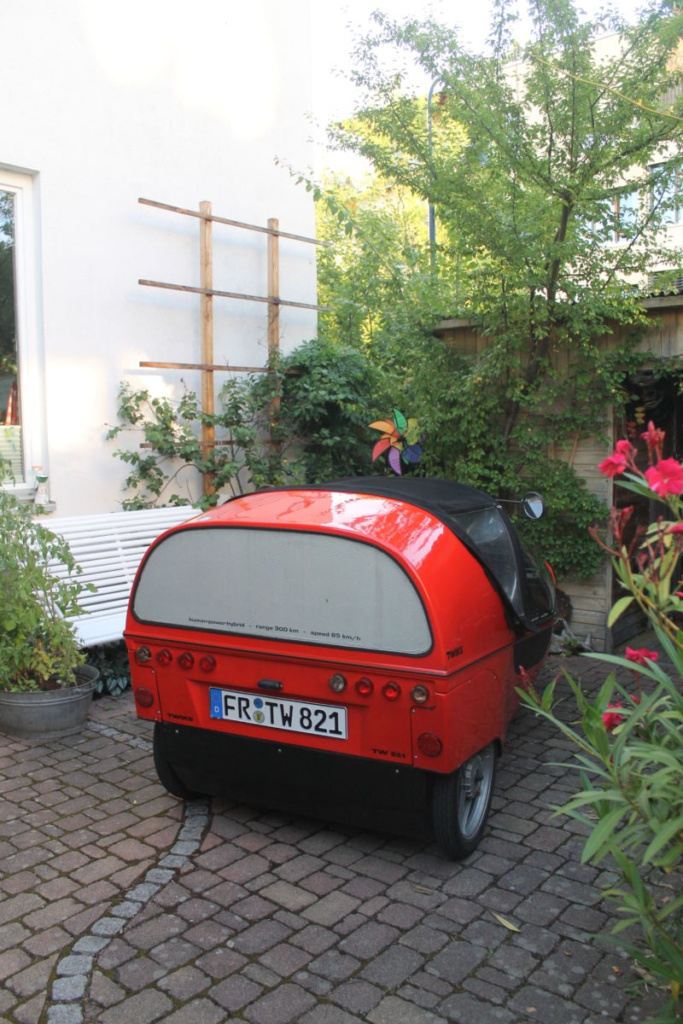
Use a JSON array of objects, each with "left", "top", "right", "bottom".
[{"left": 137, "top": 197, "right": 327, "bottom": 495}]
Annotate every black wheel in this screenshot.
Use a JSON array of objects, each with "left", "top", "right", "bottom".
[
  {"left": 152, "top": 723, "right": 201, "bottom": 799},
  {"left": 432, "top": 743, "right": 497, "bottom": 860}
]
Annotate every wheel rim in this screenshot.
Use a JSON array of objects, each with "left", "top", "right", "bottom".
[{"left": 456, "top": 745, "right": 495, "bottom": 840}]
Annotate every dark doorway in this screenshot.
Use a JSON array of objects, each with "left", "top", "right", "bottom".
[{"left": 610, "top": 371, "right": 683, "bottom": 646}]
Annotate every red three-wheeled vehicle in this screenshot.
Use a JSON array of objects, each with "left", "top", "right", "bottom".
[{"left": 125, "top": 478, "right": 555, "bottom": 859}]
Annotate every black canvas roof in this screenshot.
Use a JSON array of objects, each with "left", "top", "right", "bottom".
[{"left": 313, "top": 477, "right": 497, "bottom": 516}]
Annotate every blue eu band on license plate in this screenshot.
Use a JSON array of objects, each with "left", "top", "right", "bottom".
[{"left": 209, "top": 688, "right": 348, "bottom": 740}]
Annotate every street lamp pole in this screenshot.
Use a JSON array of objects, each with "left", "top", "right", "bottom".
[{"left": 427, "top": 77, "right": 444, "bottom": 261}]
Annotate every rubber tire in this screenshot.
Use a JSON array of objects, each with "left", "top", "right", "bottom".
[
  {"left": 152, "top": 722, "right": 202, "bottom": 800},
  {"left": 432, "top": 743, "right": 497, "bottom": 860}
]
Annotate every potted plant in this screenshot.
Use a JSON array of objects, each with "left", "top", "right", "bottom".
[{"left": 0, "top": 486, "right": 98, "bottom": 738}]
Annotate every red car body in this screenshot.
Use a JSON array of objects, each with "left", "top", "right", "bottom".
[{"left": 125, "top": 478, "right": 555, "bottom": 857}]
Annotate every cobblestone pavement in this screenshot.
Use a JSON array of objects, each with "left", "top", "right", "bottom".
[{"left": 0, "top": 654, "right": 670, "bottom": 1024}]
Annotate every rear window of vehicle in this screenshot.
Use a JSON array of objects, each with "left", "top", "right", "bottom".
[{"left": 132, "top": 527, "right": 432, "bottom": 656}]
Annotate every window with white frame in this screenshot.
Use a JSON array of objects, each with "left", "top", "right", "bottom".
[
  {"left": 651, "top": 162, "right": 683, "bottom": 226},
  {"left": 0, "top": 169, "right": 45, "bottom": 491},
  {"left": 613, "top": 187, "right": 639, "bottom": 242}
]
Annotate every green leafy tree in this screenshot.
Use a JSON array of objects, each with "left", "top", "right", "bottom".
[{"left": 306, "top": 0, "right": 683, "bottom": 577}]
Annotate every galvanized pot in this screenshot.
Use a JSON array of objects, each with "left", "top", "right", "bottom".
[{"left": 0, "top": 665, "right": 99, "bottom": 739}]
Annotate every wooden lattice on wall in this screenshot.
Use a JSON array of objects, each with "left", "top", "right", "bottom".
[{"left": 137, "top": 197, "right": 327, "bottom": 495}]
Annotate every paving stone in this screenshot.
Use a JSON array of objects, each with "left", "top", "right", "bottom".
[
  {"left": 51, "top": 975, "right": 88, "bottom": 1002},
  {"left": 259, "top": 942, "right": 313, "bottom": 978},
  {"left": 194, "top": 947, "right": 248, "bottom": 980},
  {"left": 339, "top": 920, "right": 400, "bottom": 958},
  {"left": 7, "top": 955, "right": 59, "bottom": 998},
  {"left": 377, "top": 902, "right": 425, "bottom": 930},
  {"left": 180, "top": 919, "right": 233, "bottom": 951},
  {"left": 302, "top": 892, "right": 361, "bottom": 926},
  {"left": 242, "top": 982, "right": 317, "bottom": 1024},
  {"left": 150, "top": 936, "right": 200, "bottom": 969},
  {"left": 360, "top": 944, "right": 425, "bottom": 988},
  {"left": 395, "top": 983, "right": 442, "bottom": 1011},
  {"left": 309, "top": 950, "right": 360, "bottom": 982},
  {"left": 98, "top": 988, "right": 174, "bottom": 1024},
  {"left": 45, "top": 1003, "right": 83, "bottom": 1024},
  {"left": 116, "top": 955, "right": 167, "bottom": 991},
  {"left": 300, "top": 1005, "right": 363, "bottom": 1024},
  {"left": 231, "top": 920, "right": 292, "bottom": 955},
  {"left": 210, "top": 973, "right": 263, "bottom": 1012},
  {"left": 157, "top": 965, "right": 211, "bottom": 1000},
  {"left": 125, "top": 913, "right": 186, "bottom": 949},
  {"left": 0, "top": 947, "right": 32, "bottom": 981},
  {"left": 161, "top": 999, "right": 227, "bottom": 1024},
  {"left": 88, "top": 970, "right": 127, "bottom": 1008},
  {"left": 508, "top": 984, "right": 589, "bottom": 1023},
  {"left": 328, "top": 978, "right": 384, "bottom": 1014},
  {"left": 399, "top": 924, "right": 448, "bottom": 955},
  {"left": 291, "top": 924, "right": 338, "bottom": 955},
  {"left": 367, "top": 994, "right": 443, "bottom": 1024},
  {"left": 232, "top": 893, "right": 279, "bottom": 921},
  {"left": 437, "top": 992, "right": 517, "bottom": 1023},
  {"left": 255, "top": 880, "right": 318, "bottom": 913}
]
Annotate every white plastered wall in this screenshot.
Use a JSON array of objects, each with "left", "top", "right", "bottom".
[{"left": 1, "top": 0, "right": 317, "bottom": 515}]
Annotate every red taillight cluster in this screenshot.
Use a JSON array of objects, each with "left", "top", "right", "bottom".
[
  {"left": 347, "top": 676, "right": 432, "bottom": 707},
  {"left": 133, "top": 646, "right": 216, "bottom": 673}
]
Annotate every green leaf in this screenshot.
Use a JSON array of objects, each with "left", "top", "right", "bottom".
[
  {"left": 642, "top": 814, "right": 683, "bottom": 865},
  {"left": 607, "top": 596, "right": 635, "bottom": 628}
]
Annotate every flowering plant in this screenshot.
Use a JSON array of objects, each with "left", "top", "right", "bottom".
[
  {"left": 522, "top": 422, "right": 683, "bottom": 1021},
  {"left": 594, "top": 422, "right": 683, "bottom": 647}
]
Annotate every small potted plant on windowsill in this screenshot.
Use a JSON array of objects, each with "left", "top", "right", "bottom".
[{"left": 0, "top": 486, "right": 98, "bottom": 738}]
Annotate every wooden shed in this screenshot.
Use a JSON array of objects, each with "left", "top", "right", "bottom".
[{"left": 434, "top": 294, "right": 683, "bottom": 652}]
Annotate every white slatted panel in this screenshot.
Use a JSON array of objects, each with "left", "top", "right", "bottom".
[{"left": 44, "top": 506, "right": 199, "bottom": 646}]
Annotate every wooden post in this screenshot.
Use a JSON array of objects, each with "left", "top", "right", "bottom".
[
  {"left": 199, "top": 201, "right": 215, "bottom": 496},
  {"left": 267, "top": 218, "right": 281, "bottom": 454},
  {"left": 267, "top": 217, "right": 280, "bottom": 360}
]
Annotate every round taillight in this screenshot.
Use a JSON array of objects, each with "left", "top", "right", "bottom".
[
  {"left": 329, "top": 673, "right": 347, "bottom": 693},
  {"left": 417, "top": 732, "right": 443, "bottom": 758},
  {"left": 382, "top": 681, "right": 401, "bottom": 701},
  {"left": 135, "top": 646, "right": 152, "bottom": 664},
  {"left": 156, "top": 649, "right": 173, "bottom": 666},
  {"left": 410, "top": 685, "right": 430, "bottom": 705},
  {"left": 355, "top": 677, "right": 374, "bottom": 697},
  {"left": 199, "top": 655, "right": 216, "bottom": 673},
  {"left": 135, "top": 688, "right": 155, "bottom": 709},
  {"left": 178, "top": 652, "right": 195, "bottom": 670}
]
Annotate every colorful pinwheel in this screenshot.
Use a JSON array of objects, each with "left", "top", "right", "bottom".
[{"left": 369, "top": 408, "right": 423, "bottom": 475}]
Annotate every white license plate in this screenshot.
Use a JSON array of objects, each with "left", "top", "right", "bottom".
[{"left": 209, "top": 688, "right": 347, "bottom": 740}]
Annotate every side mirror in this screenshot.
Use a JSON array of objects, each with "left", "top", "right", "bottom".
[{"left": 521, "top": 492, "right": 545, "bottom": 520}]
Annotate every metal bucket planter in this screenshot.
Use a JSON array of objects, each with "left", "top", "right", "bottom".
[{"left": 0, "top": 665, "right": 99, "bottom": 740}]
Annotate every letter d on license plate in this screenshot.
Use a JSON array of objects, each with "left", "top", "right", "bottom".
[{"left": 210, "top": 688, "right": 348, "bottom": 740}]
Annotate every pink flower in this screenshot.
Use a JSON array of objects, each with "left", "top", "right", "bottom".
[
  {"left": 602, "top": 704, "right": 625, "bottom": 731},
  {"left": 599, "top": 454, "right": 627, "bottom": 478},
  {"left": 625, "top": 647, "right": 659, "bottom": 666},
  {"left": 641, "top": 421, "right": 666, "bottom": 451},
  {"left": 599, "top": 440, "right": 635, "bottom": 478},
  {"left": 666, "top": 523, "right": 683, "bottom": 534},
  {"left": 645, "top": 459, "right": 683, "bottom": 496}
]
